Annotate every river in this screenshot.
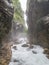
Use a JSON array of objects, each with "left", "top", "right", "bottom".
[{"left": 9, "top": 32, "right": 49, "bottom": 65}]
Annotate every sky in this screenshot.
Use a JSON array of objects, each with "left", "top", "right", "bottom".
[
  {"left": 19, "top": 0, "right": 27, "bottom": 12},
  {"left": 19, "top": 0, "right": 28, "bottom": 28}
]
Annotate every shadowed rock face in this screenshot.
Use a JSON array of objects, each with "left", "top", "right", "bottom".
[
  {"left": 36, "top": 15, "right": 49, "bottom": 48},
  {"left": 0, "top": 0, "right": 14, "bottom": 65},
  {"left": 0, "top": 0, "right": 14, "bottom": 42},
  {"left": 27, "top": 0, "right": 49, "bottom": 48}
]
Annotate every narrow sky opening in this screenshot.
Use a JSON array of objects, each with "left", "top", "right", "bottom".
[
  {"left": 19, "top": 0, "right": 28, "bottom": 29},
  {"left": 19, "top": 0, "right": 27, "bottom": 12}
]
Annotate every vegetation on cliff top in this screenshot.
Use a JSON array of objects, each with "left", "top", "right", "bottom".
[{"left": 12, "top": 0, "right": 24, "bottom": 24}]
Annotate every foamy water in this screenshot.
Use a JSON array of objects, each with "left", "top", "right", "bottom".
[{"left": 9, "top": 36, "right": 49, "bottom": 65}]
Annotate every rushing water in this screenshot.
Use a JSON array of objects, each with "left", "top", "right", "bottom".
[
  {"left": 9, "top": 0, "right": 49, "bottom": 65},
  {"left": 9, "top": 33, "right": 49, "bottom": 65}
]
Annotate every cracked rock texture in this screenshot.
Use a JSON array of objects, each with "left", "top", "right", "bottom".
[
  {"left": 0, "top": 0, "right": 14, "bottom": 65},
  {"left": 27, "top": 0, "right": 49, "bottom": 48}
]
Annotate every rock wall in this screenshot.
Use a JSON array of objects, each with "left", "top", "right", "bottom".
[
  {"left": 27, "top": 0, "right": 49, "bottom": 48},
  {"left": 0, "top": 0, "right": 14, "bottom": 65}
]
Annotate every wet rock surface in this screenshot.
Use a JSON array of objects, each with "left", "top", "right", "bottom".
[
  {"left": 32, "top": 51, "right": 37, "bottom": 54},
  {"left": 22, "top": 44, "right": 29, "bottom": 47},
  {"left": 27, "top": 0, "right": 49, "bottom": 48},
  {"left": 0, "top": 0, "right": 14, "bottom": 40},
  {"left": 46, "top": 55, "right": 49, "bottom": 59},
  {"left": 13, "top": 59, "right": 19, "bottom": 62},
  {"left": 43, "top": 48, "right": 49, "bottom": 54},
  {"left": 29, "top": 45, "right": 34, "bottom": 49},
  {"left": 36, "top": 15, "right": 49, "bottom": 48},
  {"left": 43, "top": 48, "right": 49, "bottom": 59},
  {"left": 0, "top": 0, "right": 14, "bottom": 65},
  {"left": 12, "top": 46, "right": 17, "bottom": 50}
]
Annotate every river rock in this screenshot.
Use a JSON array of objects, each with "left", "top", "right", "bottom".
[{"left": 22, "top": 44, "right": 29, "bottom": 47}]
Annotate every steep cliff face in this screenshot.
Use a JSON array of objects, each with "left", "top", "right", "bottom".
[
  {"left": 27, "top": 0, "right": 49, "bottom": 48},
  {"left": 0, "top": 0, "right": 14, "bottom": 42},
  {"left": 36, "top": 15, "right": 49, "bottom": 48},
  {"left": 0, "top": 0, "right": 14, "bottom": 65}
]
